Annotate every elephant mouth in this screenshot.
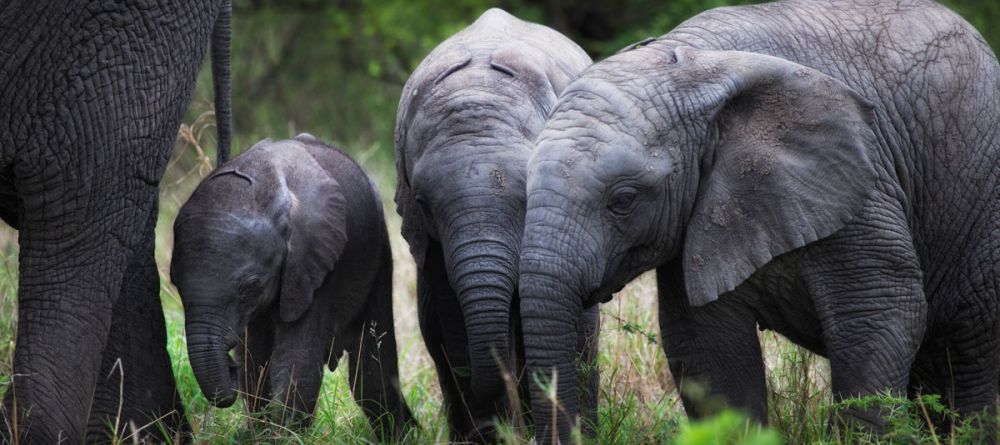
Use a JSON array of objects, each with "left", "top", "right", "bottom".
[{"left": 586, "top": 283, "right": 620, "bottom": 306}]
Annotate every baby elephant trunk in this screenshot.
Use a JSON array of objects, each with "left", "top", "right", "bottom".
[
  {"left": 185, "top": 317, "right": 239, "bottom": 408},
  {"left": 446, "top": 225, "right": 519, "bottom": 402}
]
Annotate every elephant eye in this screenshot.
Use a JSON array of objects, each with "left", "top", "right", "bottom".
[
  {"left": 238, "top": 276, "right": 262, "bottom": 296},
  {"left": 608, "top": 186, "right": 639, "bottom": 216}
]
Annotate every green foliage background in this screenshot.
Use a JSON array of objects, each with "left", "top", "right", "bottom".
[{"left": 186, "top": 0, "right": 1000, "bottom": 183}]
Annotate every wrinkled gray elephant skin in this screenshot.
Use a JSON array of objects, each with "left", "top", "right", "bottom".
[
  {"left": 0, "top": 1, "right": 232, "bottom": 442},
  {"left": 518, "top": 0, "right": 1000, "bottom": 443},
  {"left": 394, "top": 8, "right": 599, "bottom": 443},
  {"left": 171, "top": 135, "right": 414, "bottom": 440}
]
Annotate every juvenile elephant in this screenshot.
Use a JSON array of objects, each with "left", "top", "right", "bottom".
[
  {"left": 0, "top": 0, "right": 232, "bottom": 442},
  {"left": 394, "top": 8, "right": 598, "bottom": 441},
  {"left": 518, "top": 0, "right": 1000, "bottom": 443},
  {"left": 171, "top": 135, "right": 413, "bottom": 439}
]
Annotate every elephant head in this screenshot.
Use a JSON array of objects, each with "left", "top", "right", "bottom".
[
  {"left": 394, "top": 8, "right": 592, "bottom": 407},
  {"left": 520, "top": 45, "right": 878, "bottom": 442},
  {"left": 171, "top": 137, "right": 346, "bottom": 408}
]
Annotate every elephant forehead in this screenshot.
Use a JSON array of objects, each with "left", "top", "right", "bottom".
[
  {"left": 536, "top": 111, "right": 650, "bottom": 164},
  {"left": 177, "top": 212, "right": 275, "bottom": 247},
  {"left": 546, "top": 84, "right": 660, "bottom": 140},
  {"left": 412, "top": 150, "right": 528, "bottom": 198}
]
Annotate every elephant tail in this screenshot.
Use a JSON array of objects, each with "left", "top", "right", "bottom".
[{"left": 211, "top": 0, "right": 232, "bottom": 167}]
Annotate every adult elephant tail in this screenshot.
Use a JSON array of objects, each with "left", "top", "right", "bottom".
[{"left": 211, "top": 0, "right": 232, "bottom": 166}]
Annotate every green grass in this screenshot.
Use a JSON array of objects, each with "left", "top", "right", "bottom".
[{"left": 0, "top": 115, "right": 997, "bottom": 444}]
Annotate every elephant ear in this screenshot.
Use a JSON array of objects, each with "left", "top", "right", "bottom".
[
  {"left": 394, "top": 53, "right": 471, "bottom": 271},
  {"left": 394, "top": 96, "right": 430, "bottom": 270},
  {"left": 680, "top": 49, "right": 878, "bottom": 306},
  {"left": 394, "top": 183, "right": 430, "bottom": 271},
  {"left": 275, "top": 155, "right": 348, "bottom": 322}
]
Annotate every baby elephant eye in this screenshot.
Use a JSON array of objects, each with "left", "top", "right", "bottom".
[
  {"left": 608, "top": 187, "right": 639, "bottom": 216},
  {"left": 238, "top": 276, "right": 262, "bottom": 296}
]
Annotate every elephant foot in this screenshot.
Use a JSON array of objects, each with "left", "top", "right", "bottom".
[{"left": 464, "top": 418, "right": 500, "bottom": 444}]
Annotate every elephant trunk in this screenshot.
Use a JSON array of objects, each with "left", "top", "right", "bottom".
[
  {"left": 519, "top": 209, "right": 592, "bottom": 445},
  {"left": 444, "top": 219, "right": 520, "bottom": 401},
  {"left": 186, "top": 317, "right": 239, "bottom": 408}
]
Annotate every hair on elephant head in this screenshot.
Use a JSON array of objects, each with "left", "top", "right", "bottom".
[
  {"left": 171, "top": 135, "right": 413, "bottom": 438},
  {"left": 394, "top": 7, "right": 596, "bottom": 441},
  {"left": 519, "top": 0, "right": 1000, "bottom": 439}
]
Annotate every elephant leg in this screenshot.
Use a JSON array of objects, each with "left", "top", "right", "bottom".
[
  {"left": 576, "top": 304, "right": 600, "bottom": 437},
  {"left": 908, "top": 338, "right": 949, "bottom": 428},
  {"left": 936, "top": 256, "right": 1000, "bottom": 443},
  {"left": 2, "top": 174, "right": 146, "bottom": 442},
  {"left": 804, "top": 219, "right": 926, "bottom": 433},
  {"left": 86, "top": 203, "right": 188, "bottom": 443},
  {"left": 0, "top": 170, "right": 17, "bottom": 229},
  {"left": 938, "top": 323, "right": 1000, "bottom": 442},
  {"left": 268, "top": 310, "right": 334, "bottom": 427},
  {"left": 344, "top": 252, "right": 414, "bottom": 441},
  {"left": 910, "top": 300, "right": 999, "bottom": 442},
  {"left": 417, "top": 241, "right": 499, "bottom": 443},
  {"left": 241, "top": 314, "right": 275, "bottom": 414},
  {"left": 820, "top": 298, "right": 923, "bottom": 433},
  {"left": 909, "top": 334, "right": 998, "bottom": 443},
  {"left": 4, "top": 239, "right": 117, "bottom": 442},
  {"left": 656, "top": 261, "right": 769, "bottom": 422}
]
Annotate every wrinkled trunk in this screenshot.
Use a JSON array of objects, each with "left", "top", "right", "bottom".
[
  {"left": 520, "top": 270, "right": 584, "bottom": 444},
  {"left": 444, "top": 217, "right": 520, "bottom": 401},
  {"left": 185, "top": 318, "right": 239, "bottom": 408},
  {"left": 519, "top": 210, "right": 590, "bottom": 444}
]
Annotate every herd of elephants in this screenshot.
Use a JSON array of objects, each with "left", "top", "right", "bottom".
[{"left": 1, "top": 0, "right": 999, "bottom": 443}]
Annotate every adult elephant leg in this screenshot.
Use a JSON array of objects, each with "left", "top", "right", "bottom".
[
  {"left": 5, "top": 241, "right": 118, "bottom": 442},
  {"left": 87, "top": 201, "right": 188, "bottom": 443},
  {"left": 656, "top": 261, "right": 769, "bottom": 422},
  {"left": 344, "top": 250, "right": 414, "bottom": 441},
  {"left": 0, "top": 170, "right": 18, "bottom": 229},
  {"left": 417, "top": 241, "right": 499, "bottom": 443},
  {"left": 3, "top": 172, "right": 139, "bottom": 442},
  {"left": 576, "top": 304, "right": 600, "bottom": 437}
]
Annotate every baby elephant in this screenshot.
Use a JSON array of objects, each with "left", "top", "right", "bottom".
[{"left": 171, "top": 134, "right": 413, "bottom": 439}]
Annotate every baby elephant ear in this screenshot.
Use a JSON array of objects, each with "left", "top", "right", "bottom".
[
  {"left": 681, "top": 49, "right": 878, "bottom": 306},
  {"left": 278, "top": 166, "right": 348, "bottom": 322}
]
